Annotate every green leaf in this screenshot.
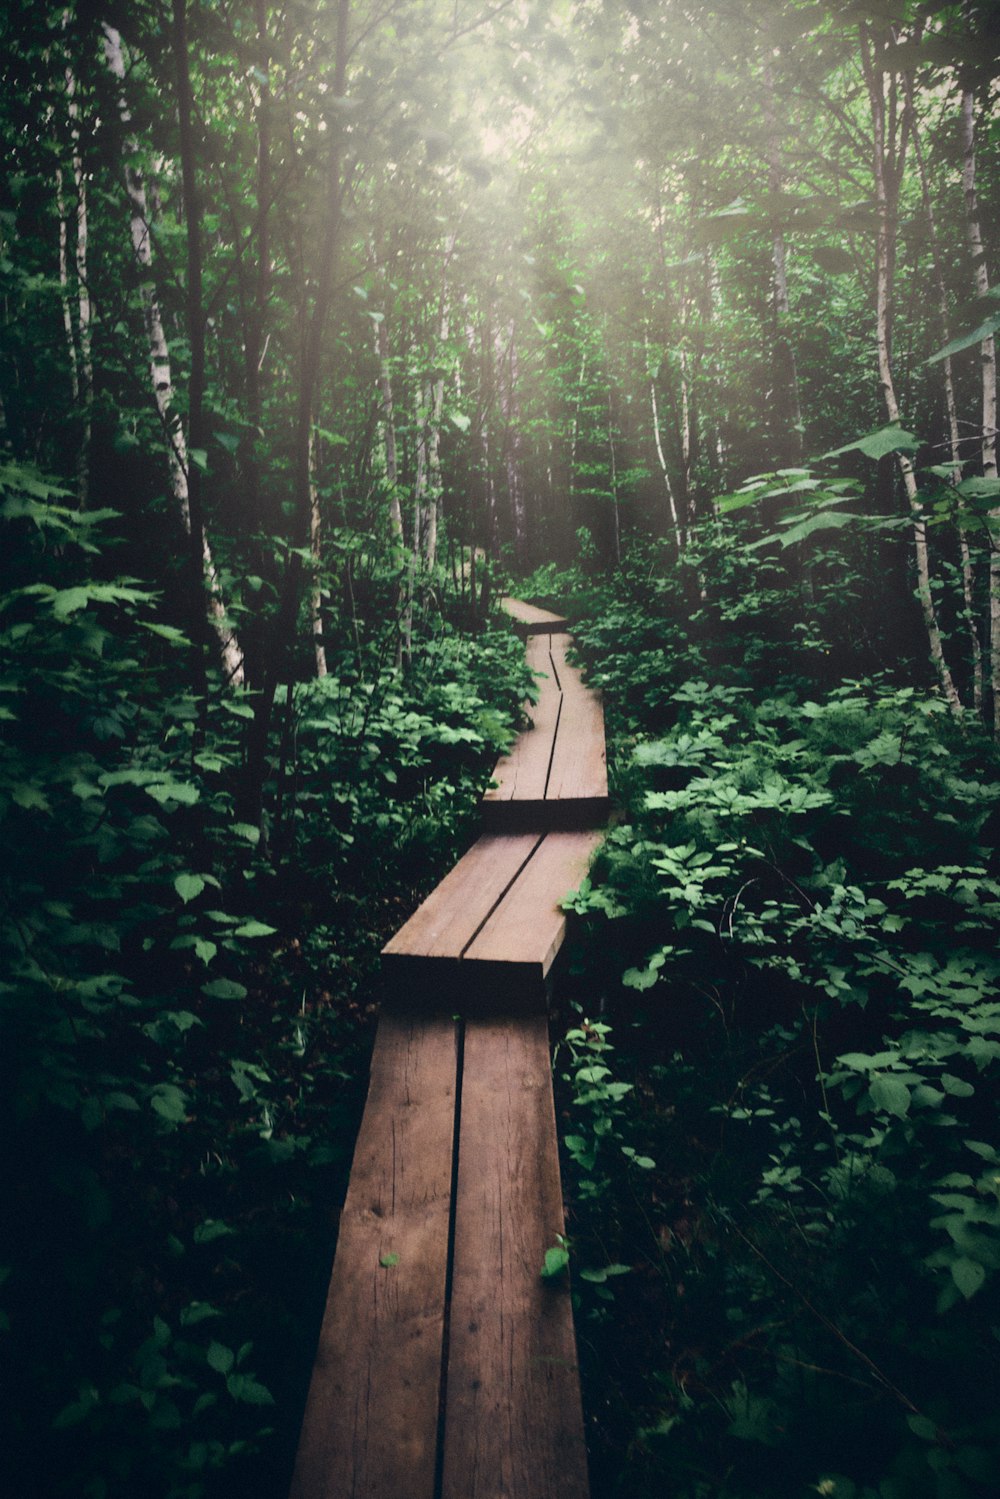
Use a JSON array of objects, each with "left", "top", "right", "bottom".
[
  {"left": 868, "top": 1074, "right": 910, "bottom": 1118},
  {"left": 193, "top": 1220, "right": 234, "bottom": 1244},
  {"left": 150, "top": 1084, "right": 188, "bottom": 1124},
  {"left": 11, "top": 783, "right": 51, "bottom": 813},
  {"left": 225, "top": 1374, "right": 274, "bottom": 1405},
  {"left": 232, "top": 921, "right": 277, "bottom": 939},
  {"left": 823, "top": 424, "right": 920, "bottom": 462},
  {"left": 201, "top": 978, "right": 247, "bottom": 1001},
  {"left": 541, "top": 1245, "right": 570, "bottom": 1279},
  {"left": 207, "top": 1341, "right": 234, "bottom": 1374},
  {"left": 926, "top": 313, "right": 1000, "bottom": 366},
  {"left": 773, "top": 511, "right": 859, "bottom": 548},
  {"left": 379, "top": 1252, "right": 400, "bottom": 1268},
  {"left": 950, "top": 1256, "right": 986, "bottom": 1299},
  {"left": 174, "top": 873, "right": 206, "bottom": 904}
]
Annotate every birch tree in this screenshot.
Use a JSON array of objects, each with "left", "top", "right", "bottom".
[{"left": 101, "top": 22, "right": 243, "bottom": 684}]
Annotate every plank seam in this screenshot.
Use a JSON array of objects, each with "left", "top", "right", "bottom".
[
  {"left": 541, "top": 691, "right": 564, "bottom": 803},
  {"left": 433, "top": 1016, "right": 465, "bottom": 1499},
  {"left": 457, "top": 833, "right": 546, "bottom": 959}
]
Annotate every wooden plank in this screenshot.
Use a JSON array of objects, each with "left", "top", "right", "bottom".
[
  {"left": 289, "top": 1012, "right": 458, "bottom": 1499},
  {"left": 483, "top": 634, "right": 561, "bottom": 808},
  {"left": 500, "top": 596, "right": 569, "bottom": 636},
  {"left": 545, "top": 637, "right": 608, "bottom": 809},
  {"left": 463, "top": 830, "right": 602, "bottom": 981},
  {"left": 382, "top": 834, "right": 541, "bottom": 962},
  {"left": 441, "top": 1015, "right": 590, "bottom": 1499}
]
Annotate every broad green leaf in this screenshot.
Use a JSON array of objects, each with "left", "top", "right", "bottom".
[
  {"left": 226, "top": 1374, "right": 274, "bottom": 1405},
  {"left": 950, "top": 1256, "right": 986, "bottom": 1299},
  {"left": 774, "top": 511, "right": 859, "bottom": 548},
  {"left": 232, "top": 921, "right": 277, "bottom": 939},
  {"left": 869, "top": 1074, "right": 910, "bottom": 1118},
  {"left": 823, "top": 425, "right": 920, "bottom": 462},
  {"left": 926, "top": 314, "right": 1000, "bottom": 366},
  {"left": 151, "top": 1084, "right": 188, "bottom": 1124},
  {"left": 379, "top": 1252, "right": 399, "bottom": 1268},
  {"left": 174, "top": 873, "right": 206, "bottom": 904},
  {"left": 207, "top": 1341, "right": 234, "bottom": 1374},
  {"left": 201, "top": 978, "right": 247, "bottom": 1001},
  {"left": 193, "top": 1220, "right": 234, "bottom": 1244},
  {"left": 541, "top": 1245, "right": 570, "bottom": 1279}
]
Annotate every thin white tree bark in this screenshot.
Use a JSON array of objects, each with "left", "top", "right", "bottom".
[
  {"left": 961, "top": 81, "right": 1000, "bottom": 733},
  {"left": 65, "top": 57, "right": 92, "bottom": 505},
  {"left": 645, "top": 329, "right": 683, "bottom": 553},
  {"left": 375, "top": 312, "right": 403, "bottom": 543},
  {"left": 908, "top": 83, "right": 983, "bottom": 711},
  {"left": 102, "top": 23, "right": 243, "bottom": 684},
  {"left": 308, "top": 428, "right": 327, "bottom": 678},
  {"left": 862, "top": 28, "right": 961, "bottom": 712}
]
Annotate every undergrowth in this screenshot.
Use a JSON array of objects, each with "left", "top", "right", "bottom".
[{"left": 527, "top": 539, "right": 1000, "bottom": 1499}]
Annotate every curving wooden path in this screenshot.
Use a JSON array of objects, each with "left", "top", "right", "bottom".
[{"left": 290, "top": 600, "right": 608, "bottom": 1499}]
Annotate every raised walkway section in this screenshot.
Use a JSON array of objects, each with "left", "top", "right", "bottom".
[{"left": 290, "top": 599, "right": 608, "bottom": 1499}]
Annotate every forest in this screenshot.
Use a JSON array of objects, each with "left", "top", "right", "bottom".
[{"left": 2, "top": 0, "right": 999, "bottom": 1495}]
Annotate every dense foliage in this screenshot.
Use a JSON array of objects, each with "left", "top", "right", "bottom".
[
  {"left": 541, "top": 540, "right": 1000, "bottom": 1498},
  {"left": 2, "top": 0, "right": 999, "bottom": 1495}
]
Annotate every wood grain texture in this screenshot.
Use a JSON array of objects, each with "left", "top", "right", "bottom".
[
  {"left": 500, "top": 596, "right": 569, "bottom": 636},
  {"left": 545, "top": 637, "right": 608, "bottom": 807},
  {"left": 382, "top": 834, "right": 541, "bottom": 961},
  {"left": 441, "top": 1016, "right": 590, "bottom": 1499},
  {"left": 289, "top": 1013, "right": 458, "bottom": 1499},
  {"left": 483, "top": 634, "right": 560, "bottom": 808},
  {"left": 463, "top": 830, "right": 603, "bottom": 979}
]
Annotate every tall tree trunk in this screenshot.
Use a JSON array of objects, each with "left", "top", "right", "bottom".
[
  {"left": 908, "top": 79, "right": 983, "bottom": 712},
  {"left": 309, "top": 427, "right": 327, "bottom": 677},
  {"left": 645, "top": 329, "right": 683, "bottom": 553},
  {"left": 239, "top": 0, "right": 272, "bottom": 556},
  {"left": 960, "top": 75, "right": 1000, "bottom": 733},
  {"left": 101, "top": 22, "right": 243, "bottom": 684},
  {"left": 244, "top": 0, "right": 349, "bottom": 821},
  {"left": 60, "top": 30, "right": 93, "bottom": 507},
  {"left": 607, "top": 386, "right": 621, "bottom": 568},
  {"left": 861, "top": 25, "right": 961, "bottom": 713},
  {"left": 762, "top": 54, "right": 804, "bottom": 467},
  {"left": 375, "top": 312, "right": 403, "bottom": 542}
]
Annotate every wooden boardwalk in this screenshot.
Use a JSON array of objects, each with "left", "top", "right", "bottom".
[{"left": 290, "top": 599, "right": 607, "bottom": 1499}]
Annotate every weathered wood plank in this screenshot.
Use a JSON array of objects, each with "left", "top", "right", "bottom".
[
  {"left": 382, "top": 834, "right": 541, "bottom": 962},
  {"left": 441, "top": 1015, "right": 590, "bottom": 1499},
  {"left": 500, "top": 596, "right": 569, "bottom": 636},
  {"left": 545, "top": 637, "right": 608, "bottom": 810},
  {"left": 483, "top": 634, "right": 560, "bottom": 809},
  {"left": 462, "top": 830, "right": 602, "bottom": 981},
  {"left": 289, "top": 1012, "right": 458, "bottom": 1499}
]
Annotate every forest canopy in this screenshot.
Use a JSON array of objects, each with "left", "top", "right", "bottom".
[{"left": 2, "top": 1, "right": 999, "bottom": 1496}]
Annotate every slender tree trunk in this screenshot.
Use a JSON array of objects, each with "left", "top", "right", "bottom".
[
  {"left": 762, "top": 54, "right": 803, "bottom": 466},
  {"left": 608, "top": 386, "right": 621, "bottom": 568},
  {"left": 102, "top": 22, "right": 243, "bottom": 684},
  {"left": 862, "top": 25, "right": 961, "bottom": 712},
  {"left": 960, "top": 77, "right": 1000, "bottom": 733},
  {"left": 376, "top": 312, "right": 403, "bottom": 542},
  {"left": 909, "top": 80, "right": 983, "bottom": 711},
  {"left": 308, "top": 428, "right": 327, "bottom": 678},
  {"left": 239, "top": 0, "right": 272, "bottom": 552},
  {"left": 243, "top": 0, "right": 349, "bottom": 820},
  {"left": 645, "top": 329, "right": 683, "bottom": 553},
  {"left": 60, "top": 38, "right": 93, "bottom": 507},
  {"left": 56, "top": 166, "right": 79, "bottom": 405}
]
